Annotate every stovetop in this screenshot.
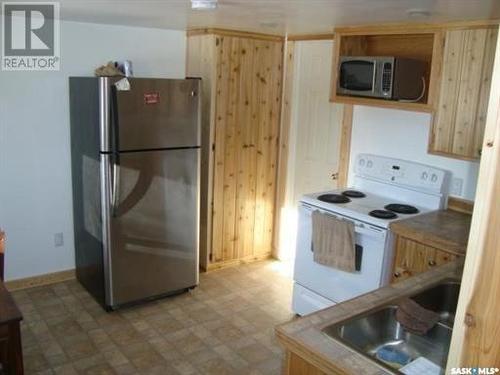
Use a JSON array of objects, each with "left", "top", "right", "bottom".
[{"left": 301, "top": 188, "right": 434, "bottom": 229}]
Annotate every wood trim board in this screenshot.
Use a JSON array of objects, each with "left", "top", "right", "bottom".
[
  {"left": 287, "top": 33, "right": 334, "bottom": 41},
  {"left": 186, "top": 34, "right": 218, "bottom": 271},
  {"left": 206, "top": 254, "right": 273, "bottom": 271},
  {"left": 448, "top": 197, "right": 474, "bottom": 215},
  {"left": 5, "top": 269, "right": 75, "bottom": 291},
  {"left": 187, "top": 28, "right": 283, "bottom": 41},
  {"left": 334, "top": 19, "right": 500, "bottom": 35},
  {"left": 273, "top": 40, "right": 295, "bottom": 257},
  {"left": 338, "top": 104, "right": 353, "bottom": 188}
]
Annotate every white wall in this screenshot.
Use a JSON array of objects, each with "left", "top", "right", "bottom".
[
  {"left": 0, "top": 21, "right": 186, "bottom": 281},
  {"left": 348, "top": 106, "right": 480, "bottom": 200}
]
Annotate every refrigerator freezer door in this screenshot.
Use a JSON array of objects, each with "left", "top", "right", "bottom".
[
  {"left": 104, "top": 148, "right": 200, "bottom": 307},
  {"left": 113, "top": 78, "right": 201, "bottom": 151}
]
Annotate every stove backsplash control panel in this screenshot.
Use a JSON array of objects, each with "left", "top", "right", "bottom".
[{"left": 355, "top": 154, "right": 449, "bottom": 194}]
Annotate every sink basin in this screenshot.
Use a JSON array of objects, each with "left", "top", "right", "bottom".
[
  {"left": 322, "top": 280, "right": 460, "bottom": 373},
  {"left": 411, "top": 280, "right": 460, "bottom": 327}
]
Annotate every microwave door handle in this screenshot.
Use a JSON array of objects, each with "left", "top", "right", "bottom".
[{"left": 372, "top": 60, "right": 377, "bottom": 93}]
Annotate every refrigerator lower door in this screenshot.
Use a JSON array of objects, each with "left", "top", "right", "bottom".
[{"left": 103, "top": 148, "right": 200, "bottom": 307}]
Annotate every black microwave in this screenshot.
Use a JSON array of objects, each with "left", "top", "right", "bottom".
[{"left": 337, "top": 56, "right": 427, "bottom": 101}]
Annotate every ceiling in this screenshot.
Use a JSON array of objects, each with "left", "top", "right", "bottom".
[{"left": 6, "top": 0, "right": 500, "bottom": 35}]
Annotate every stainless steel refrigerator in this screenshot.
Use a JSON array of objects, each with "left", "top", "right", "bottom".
[{"left": 69, "top": 77, "right": 200, "bottom": 310}]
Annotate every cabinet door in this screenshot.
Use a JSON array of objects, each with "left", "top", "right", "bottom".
[
  {"left": 210, "top": 36, "right": 283, "bottom": 264},
  {"left": 431, "top": 28, "right": 497, "bottom": 159},
  {"left": 393, "top": 237, "right": 428, "bottom": 282},
  {"left": 392, "top": 237, "right": 458, "bottom": 283}
]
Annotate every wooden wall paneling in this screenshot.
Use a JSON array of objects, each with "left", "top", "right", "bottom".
[
  {"left": 273, "top": 40, "right": 295, "bottom": 257},
  {"left": 253, "top": 40, "right": 276, "bottom": 257},
  {"left": 262, "top": 40, "right": 284, "bottom": 257},
  {"left": 190, "top": 30, "right": 283, "bottom": 267},
  {"left": 427, "top": 30, "right": 446, "bottom": 109},
  {"left": 337, "top": 104, "right": 353, "bottom": 188},
  {"left": 211, "top": 36, "right": 231, "bottom": 263},
  {"left": 431, "top": 30, "right": 466, "bottom": 152},
  {"left": 236, "top": 37, "right": 258, "bottom": 259},
  {"left": 447, "top": 27, "right": 500, "bottom": 370},
  {"left": 452, "top": 29, "right": 488, "bottom": 156},
  {"left": 252, "top": 40, "right": 268, "bottom": 259},
  {"left": 221, "top": 36, "right": 242, "bottom": 262},
  {"left": 473, "top": 28, "right": 498, "bottom": 156},
  {"left": 186, "top": 34, "right": 217, "bottom": 270}
]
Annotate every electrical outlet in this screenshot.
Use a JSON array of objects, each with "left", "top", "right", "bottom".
[
  {"left": 54, "top": 232, "right": 64, "bottom": 247},
  {"left": 450, "top": 177, "right": 464, "bottom": 196}
]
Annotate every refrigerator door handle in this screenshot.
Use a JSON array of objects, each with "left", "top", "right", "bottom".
[{"left": 111, "top": 154, "right": 120, "bottom": 217}]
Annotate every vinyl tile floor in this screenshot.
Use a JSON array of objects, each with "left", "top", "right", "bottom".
[{"left": 11, "top": 260, "right": 295, "bottom": 375}]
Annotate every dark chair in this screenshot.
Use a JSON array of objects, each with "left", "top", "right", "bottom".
[
  {"left": 0, "top": 231, "right": 24, "bottom": 374},
  {"left": 0, "top": 229, "right": 5, "bottom": 374},
  {"left": 0, "top": 230, "right": 4, "bottom": 281}
]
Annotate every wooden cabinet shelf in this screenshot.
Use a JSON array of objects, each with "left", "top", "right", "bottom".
[
  {"left": 330, "top": 28, "right": 443, "bottom": 111},
  {"left": 332, "top": 94, "right": 434, "bottom": 113}
]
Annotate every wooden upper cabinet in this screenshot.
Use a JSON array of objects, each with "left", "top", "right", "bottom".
[
  {"left": 329, "top": 26, "right": 443, "bottom": 113},
  {"left": 430, "top": 28, "right": 498, "bottom": 160}
]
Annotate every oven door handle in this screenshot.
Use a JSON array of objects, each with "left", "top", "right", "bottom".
[{"left": 302, "top": 205, "right": 386, "bottom": 239}]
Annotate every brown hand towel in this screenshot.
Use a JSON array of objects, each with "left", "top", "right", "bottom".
[
  {"left": 311, "top": 211, "right": 356, "bottom": 272},
  {"left": 396, "top": 298, "right": 440, "bottom": 335}
]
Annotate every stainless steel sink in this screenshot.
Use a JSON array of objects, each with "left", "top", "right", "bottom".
[{"left": 322, "top": 280, "right": 460, "bottom": 373}]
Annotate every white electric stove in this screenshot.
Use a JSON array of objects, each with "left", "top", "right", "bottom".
[{"left": 292, "top": 154, "right": 450, "bottom": 316}]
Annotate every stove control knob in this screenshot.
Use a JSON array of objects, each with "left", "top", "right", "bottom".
[
  {"left": 431, "top": 174, "right": 438, "bottom": 182},
  {"left": 421, "top": 172, "right": 428, "bottom": 180},
  {"left": 359, "top": 159, "right": 366, "bottom": 167},
  {"left": 367, "top": 160, "right": 373, "bottom": 168}
]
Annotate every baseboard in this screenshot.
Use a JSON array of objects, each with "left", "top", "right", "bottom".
[
  {"left": 206, "top": 253, "right": 274, "bottom": 271},
  {"left": 5, "top": 269, "right": 76, "bottom": 291},
  {"left": 5, "top": 254, "right": 276, "bottom": 289}
]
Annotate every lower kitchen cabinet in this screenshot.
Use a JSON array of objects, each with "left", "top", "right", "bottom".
[
  {"left": 392, "top": 236, "right": 459, "bottom": 283},
  {"left": 284, "top": 351, "right": 330, "bottom": 375}
]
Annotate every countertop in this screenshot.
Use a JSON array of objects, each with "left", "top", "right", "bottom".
[
  {"left": 275, "top": 260, "right": 463, "bottom": 375},
  {"left": 390, "top": 210, "right": 472, "bottom": 255}
]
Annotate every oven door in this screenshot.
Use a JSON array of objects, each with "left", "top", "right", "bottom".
[{"left": 293, "top": 204, "right": 390, "bottom": 304}]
